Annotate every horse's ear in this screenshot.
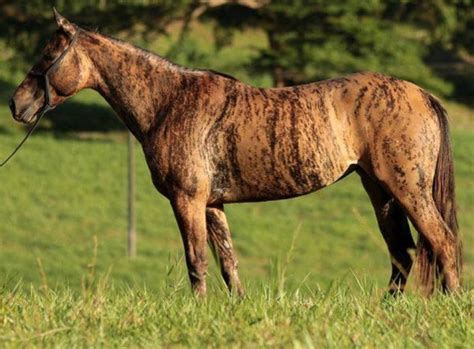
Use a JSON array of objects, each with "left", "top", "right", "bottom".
[{"left": 53, "top": 8, "right": 76, "bottom": 37}]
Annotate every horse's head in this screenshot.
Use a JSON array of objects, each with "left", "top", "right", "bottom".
[{"left": 9, "top": 10, "right": 91, "bottom": 124}]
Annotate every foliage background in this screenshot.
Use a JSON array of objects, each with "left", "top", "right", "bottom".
[{"left": 1, "top": 0, "right": 473, "bottom": 97}]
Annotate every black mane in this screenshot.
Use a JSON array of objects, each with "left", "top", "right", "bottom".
[{"left": 200, "top": 69, "right": 238, "bottom": 81}]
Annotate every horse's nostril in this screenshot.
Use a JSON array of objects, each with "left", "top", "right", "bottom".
[{"left": 8, "top": 99, "right": 16, "bottom": 115}]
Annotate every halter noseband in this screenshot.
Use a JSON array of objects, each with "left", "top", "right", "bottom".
[{"left": 0, "top": 28, "right": 80, "bottom": 167}]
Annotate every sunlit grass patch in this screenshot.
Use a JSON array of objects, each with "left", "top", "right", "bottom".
[{"left": 1, "top": 275, "right": 472, "bottom": 348}]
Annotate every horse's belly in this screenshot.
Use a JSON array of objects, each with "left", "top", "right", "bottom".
[
  {"left": 211, "top": 140, "right": 353, "bottom": 203},
  {"left": 208, "top": 93, "right": 357, "bottom": 204}
]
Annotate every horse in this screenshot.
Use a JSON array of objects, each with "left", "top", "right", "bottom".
[{"left": 9, "top": 10, "right": 462, "bottom": 296}]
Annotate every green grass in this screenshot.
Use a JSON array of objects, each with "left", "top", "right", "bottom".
[
  {"left": 1, "top": 277, "right": 473, "bottom": 348},
  {"left": 0, "top": 65, "right": 473, "bottom": 347}
]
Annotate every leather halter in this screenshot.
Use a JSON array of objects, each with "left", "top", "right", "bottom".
[
  {"left": 0, "top": 29, "right": 80, "bottom": 167},
  {"left": 30, "top": 28, "right": 81, "bottom": 111}
]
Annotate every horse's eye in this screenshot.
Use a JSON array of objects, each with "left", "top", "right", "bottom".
[{"left": 43, "top": 53, "right": 54, "bottom": 61}]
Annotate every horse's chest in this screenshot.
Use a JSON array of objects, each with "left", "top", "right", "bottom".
[
  {"left": 142, "top": 139, "right": 205, "bottom": 198},
  {"left": 142, "top": 142, "right": 172, "bottom": 196}
]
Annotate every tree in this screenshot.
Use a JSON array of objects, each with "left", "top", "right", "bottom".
[
  {"left": 0, "top": 0, "right": 194, "bottom": 70},
  {"left": 1, "top": 0, "right": 471, "bottom": 98},
  {"left": 202, "top": 0, "right": 461, "bottom": 95}
]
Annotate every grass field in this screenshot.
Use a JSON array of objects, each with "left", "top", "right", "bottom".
[
  {"left": 1, "top": 282, "right": 473, "bottom": 347},
  {"left": 0, "top": 71, "right": 473, "bottom": 346}
]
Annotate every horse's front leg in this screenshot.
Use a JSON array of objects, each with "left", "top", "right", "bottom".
[
  {"left": 171, "top": 192, "right": 208, "bottom": 296},
  {"left": 206, "top": 205, "right": 244, "bottom": 296}
]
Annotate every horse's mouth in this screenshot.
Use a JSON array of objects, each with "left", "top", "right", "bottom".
[
  {"left": 14, "top": 104, "right": 40, "bottom": 125},
  {"left": 22, "top": 112, "right": 38, "bottom": 124}
]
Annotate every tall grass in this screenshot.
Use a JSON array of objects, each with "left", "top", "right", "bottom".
[
  {"left": 1, "top": 256, "right": 472, "bottom": 348},
  {"left": 2, "top": 233, "right": 473, "bottom": 348}
]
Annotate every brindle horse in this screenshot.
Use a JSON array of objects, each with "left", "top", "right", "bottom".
[{"left": 10, "top": 11, "right": 462, "bottom": 296}]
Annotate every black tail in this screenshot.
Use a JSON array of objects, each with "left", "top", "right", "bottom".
[{"left": 417, "top": 94, "right": 462, "bottom": 291}]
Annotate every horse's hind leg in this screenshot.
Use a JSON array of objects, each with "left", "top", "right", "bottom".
[
  {"left": 365, "top": 105, "right": 461, "bottom": 294},
  {"left": 391, "top": 195, "right": 460, "bottom": 294},
  {"left": 206, "top": 205, "right": 244, "bottom": 296},
  {"left": 365, "top": 161, "right": 460, "bottom": 294},
  {"left": 359, "top": 172, "right": 416, "bottom": 294}
]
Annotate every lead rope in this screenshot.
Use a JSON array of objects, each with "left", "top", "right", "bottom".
[{"left": 0, "top": 105, "right": 51, "bottom": 167}]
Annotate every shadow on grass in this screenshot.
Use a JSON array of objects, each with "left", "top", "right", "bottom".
[
  {"left": 0, "top": 78, "right": 15, "bottom": 101},
  {"left": 0, "top": 77, "right": 125, "bottom": 138},
  {"left": 38, "top": 100, "right": 124, "bottom": 136},
  {"left": 0, "top": 78, "right": 18, "bottom": 135}
]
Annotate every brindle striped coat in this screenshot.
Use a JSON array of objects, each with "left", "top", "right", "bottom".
[{"left": 10, "top": 12, "right": 462, "bottom": 296}]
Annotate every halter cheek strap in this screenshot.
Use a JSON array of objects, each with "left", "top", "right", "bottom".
[
  {"left": 0, "top": 29, "right": 80, "bottom": 167},
  {"left": 31, "top": 28, "right": 80, "bottom": 110}
]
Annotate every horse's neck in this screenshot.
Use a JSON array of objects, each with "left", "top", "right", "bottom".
[{"left": 84, "top": 33, "right": 180, "bottom": 142}]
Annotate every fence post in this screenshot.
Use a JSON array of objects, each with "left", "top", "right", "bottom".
[{"left": 127, "top": 131, "right": 136, "bottom": 258}]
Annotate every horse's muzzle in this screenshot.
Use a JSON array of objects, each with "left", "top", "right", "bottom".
[{"left": 9, "top": 95, "right": 41, "bottom": 124}]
